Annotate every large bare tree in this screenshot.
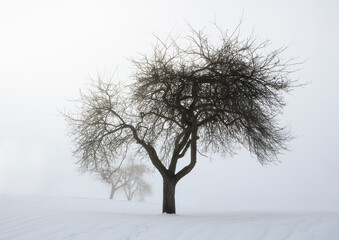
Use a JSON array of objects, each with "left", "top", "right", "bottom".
[{"left": 65, "top": 25, "right": 298, "bottom": 214}]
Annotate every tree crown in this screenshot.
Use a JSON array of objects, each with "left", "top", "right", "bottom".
[
  {"left": 65, "top": 24, "right": 298, "bottom": 175},
  {"left": 131, "top": 25, "right": 296, "bottom": 164}
]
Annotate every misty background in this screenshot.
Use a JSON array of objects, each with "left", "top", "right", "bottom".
[{"left": 0, "top": 0, "right": 338, "bottom": 210}]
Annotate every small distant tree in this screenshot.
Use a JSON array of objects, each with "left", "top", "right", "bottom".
[
  {"left": 97, "top": 167, "right": 125, "bottom": 200},
  {"left": 96, "top": 158, "right": 152, "bottom": 201},
  {"left": 121, "top": 161, "right": 152, "bottom": 201},
  {"left": 65, "top": 23, "right": 299, "bottom": 214}
]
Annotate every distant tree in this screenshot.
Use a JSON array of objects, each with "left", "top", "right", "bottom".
[
  {"left": 65, "top": 24, "right": 299, "bottom": 214},
  {"left": 121, "top": 160, "right": 152, "bottom": 201},
  {"left": 96, "top": 159, "right": 152, "bottom": 201},
  {"left": 96, "top": 167, "right": 125, "bottom": 200}
]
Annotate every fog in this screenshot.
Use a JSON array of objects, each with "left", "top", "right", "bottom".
[{"left": 1, "top": 0, "right": 338, "bottom": 210}]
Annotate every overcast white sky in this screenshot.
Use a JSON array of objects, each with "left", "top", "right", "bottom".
[{"left": 1, "top": 0, "right": 338, "bottom": 210}]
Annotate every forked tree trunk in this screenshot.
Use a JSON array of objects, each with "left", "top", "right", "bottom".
[{"left": 162, "top": 176, "right": 177, "bottom": 214}]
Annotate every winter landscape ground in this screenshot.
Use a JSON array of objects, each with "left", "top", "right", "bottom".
[{"left": 1, "top": 196, "right": 339, "bottom": 240}]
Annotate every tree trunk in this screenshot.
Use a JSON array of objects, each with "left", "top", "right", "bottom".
[
  {"left": 162, "top": 176, "right": 177, "bottom": 214},
  {"left": 109, "top": 183, "right": 115, "bottom": 199}
]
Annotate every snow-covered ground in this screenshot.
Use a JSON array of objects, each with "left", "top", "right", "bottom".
[{"left": 0, "top": 196, "right": 339, "bottom": 240}]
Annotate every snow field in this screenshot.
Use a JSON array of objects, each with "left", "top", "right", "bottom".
[{"left": 0, "top": 196, "right": 339, "bottom": 240}]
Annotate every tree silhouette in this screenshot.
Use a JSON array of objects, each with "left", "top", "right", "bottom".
[
  {"left": 97, "top": 167, "right": 125, "bottom": 200},
  {"left": 65, "top": 24, "right": 299, "bottom": 214},
  {"left": 121, "top": 160, "right": 152, "bottom": 201},
  {"left": 96, "top": 158, "right": 152, "bottom": 201}
]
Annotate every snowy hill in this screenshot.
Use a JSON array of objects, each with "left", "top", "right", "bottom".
[{"left": 0, "top": 196, "right": 339, "bottom": 240}]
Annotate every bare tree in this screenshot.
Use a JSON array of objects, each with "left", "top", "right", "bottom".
[
  {"left": 121, "top": 160, "right": 152, "bottom": 201},
  {"left": 96, "top": 158, "right": 152, "bottom": 201},
  {"left": 96, "top": 167, "right": 125, "bottom": 200},
  {"left": 65, "top": 24, "right": 299, "bottom": 214}
]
